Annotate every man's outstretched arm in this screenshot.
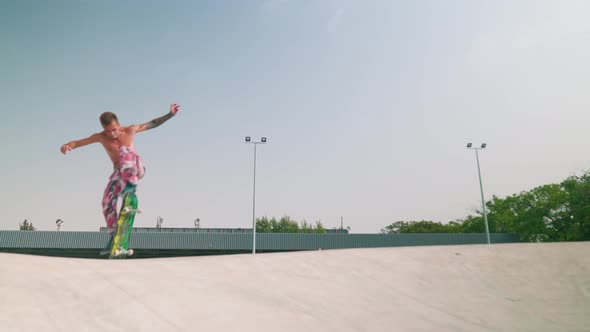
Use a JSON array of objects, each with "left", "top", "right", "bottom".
[
  {"left": 135, "top": 103, "right": 180, "bottom": 133},
  {"left": 60, "top": 133, "right": 101, "bottom": 154}
]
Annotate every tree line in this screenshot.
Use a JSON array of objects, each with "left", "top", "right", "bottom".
[
  {"left": 17, "top": 171, "right": 590, "bottom": 242},
  {"left": 256, "top": 216, "right": 327, "bottom": 233},
  {"left": 381, "top": 171, "right": 590, "bottom": 242}
]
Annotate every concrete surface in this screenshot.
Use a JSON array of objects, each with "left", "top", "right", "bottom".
[{"left": 0, "top": 242, "right": 588, "bottom": 332}]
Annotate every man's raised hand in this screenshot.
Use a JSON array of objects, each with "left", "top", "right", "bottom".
[{"left": 170, "top": 103, "right": 180, "bottom": 115}]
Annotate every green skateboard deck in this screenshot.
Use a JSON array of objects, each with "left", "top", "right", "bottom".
[{"left": 109, "top": 191, "right": 139, "bottom": 259}]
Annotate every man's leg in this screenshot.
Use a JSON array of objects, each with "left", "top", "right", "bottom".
[
  {"left": 99, "top": 171, "right": 124, "bottom": 255},
  {"left": 110, "top": 153, "right": 143, "bottom": 256},
  {"left": 102, "top": 171, "right": 124, "bottom": 234}
]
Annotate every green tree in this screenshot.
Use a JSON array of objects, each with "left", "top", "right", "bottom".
[
  {"left": 300, "top": 220, "right": 326, "bottom": 234},
  {"left": 256, "top": 216, "right": 327, "bottom": 233},
  {"left": 300, "top": 220, "right": 314, "bottom": 233},
  {"left": 313, "top": 221, "right": 326, "bottom": 234},
  {"left": 381, "top": 171, "right": 590, "bottom": 242},
  {"left": 487, "top": 184, "right": 570, "bottom": 242},
  {"left": 276, "top": 216, "right": 299, "bottom": 233},
  {"left": 256, "top": 216, "right": 275, "bottom": 233},
  {"left": 381, "top": 221, "right": 408, "bottom": 234},
  {"left": 457, "top": 214, "right": 487, "bottom": 233},
  {"left": 445, "top": 220, "right": 465, "bottom": 233},
  {"left": 560, "top": 172, "right": 590, "bottom": 241},
  {"left": 19, "top": 219, "right": 36, "bottom": 231},
  {"left": 381, "top": 220, "right": 450, "bottom": 234}
]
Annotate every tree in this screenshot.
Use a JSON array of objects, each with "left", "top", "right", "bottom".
[
  {"left": 560, "top": 172, "right": 590, "bottom": 241},
  {"left": 457, "top": 215, "right": 488, "bottom": 233},
  {"left": 301, "top": 220, "right": 326, "bottom": 234},
  {"left": 256, "top": 216, "right": 326, "bottom": 233},
  {"left": 19, "top": 219, "right": 36, "bottom": 231},
  {"left": 313, "top": 221, "right": 326, "bottom": 234},
  {"left": 275, "top": 216, "right": 299, "bottom": 233},
  {"left": 381, "top": 220, "right": 450, "bottom": 234},
  {"left": 256, "top": 216, "right": 275, "bottom": 233},
  {"left": 486, "top": 184, "right": 569, "bottom": 242},
  {"left": 381, "top": 170, "right": 590, "bottom": 242}
]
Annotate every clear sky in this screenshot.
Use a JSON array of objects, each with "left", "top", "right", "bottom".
[{"left": 2, "top": 0, "right": 590, "bottom": 233}]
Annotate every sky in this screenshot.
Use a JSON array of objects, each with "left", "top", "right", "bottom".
[{"left": 1, "top": 0, "right": 590, "bottom": 233}]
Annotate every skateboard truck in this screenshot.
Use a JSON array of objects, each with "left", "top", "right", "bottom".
[{"left": 122, "top": 207, "right": 142, "bottom": 214}]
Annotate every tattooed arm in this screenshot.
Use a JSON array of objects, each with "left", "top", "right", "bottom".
[{"left": 135, "top": 103, "right": 180, "bottom": 133}]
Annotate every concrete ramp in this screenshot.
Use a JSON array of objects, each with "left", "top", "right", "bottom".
[{"left": 1, "top": 242, "right": 588, "bottom": 332}]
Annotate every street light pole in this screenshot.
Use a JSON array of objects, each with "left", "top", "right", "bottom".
[
  {"left": 252, "top": 143, "right": 257, "bottom": 254},
  {"left": 466, "top": 143, "right": 491, "bottom": 244},
  {"left": 56, "top": 219, "right": 64, "bottom": 231},
  {"left": 245, "top": 136, "right": 267, "bottom": 254}
]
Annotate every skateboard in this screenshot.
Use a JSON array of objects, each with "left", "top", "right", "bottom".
[{"left": 108, "top": 191, "right": 141, "bottom": 259}]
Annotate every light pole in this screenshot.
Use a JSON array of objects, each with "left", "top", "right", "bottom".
[
  {"left": 466, "top": 143, "right": 491, "bottom": 244},
  {"left": 56, "top": 219, "right": 64, "bottom": 231},
  {"left": 245, "top": 136, "right": 267, "bottom": 254}
]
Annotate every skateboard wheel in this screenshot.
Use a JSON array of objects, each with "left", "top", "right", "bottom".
[{"left": 114, "top": 248, "right": 133, "bottom": 257}]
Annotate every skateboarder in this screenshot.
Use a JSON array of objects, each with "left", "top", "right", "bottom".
[{"left": 60, "top": 103, "right": 180, "bottom": 235}]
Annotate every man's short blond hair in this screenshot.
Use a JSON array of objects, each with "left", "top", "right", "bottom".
[{"left": 99, "top": 112, "right": 118, "bottom": 126}]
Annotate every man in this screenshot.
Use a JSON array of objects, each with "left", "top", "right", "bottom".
[{"left": 60, "top": 103, "right": 180, "bottom": 234}]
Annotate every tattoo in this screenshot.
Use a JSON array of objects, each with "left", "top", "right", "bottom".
[{"left": 147, "top": 112, "right": 174, "bottom": 130}]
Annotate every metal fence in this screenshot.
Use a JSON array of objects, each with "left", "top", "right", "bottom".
[{"left": 0, "top": 231, "right": 519, "bottom": 252}]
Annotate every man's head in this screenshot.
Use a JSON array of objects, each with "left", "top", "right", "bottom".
[{"left": 100, "top": 112, "right": 121, "bottom": 139}]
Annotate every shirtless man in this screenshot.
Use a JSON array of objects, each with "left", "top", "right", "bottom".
[{"left": 60, "top": 103, "right": 180, "bottom": 233}]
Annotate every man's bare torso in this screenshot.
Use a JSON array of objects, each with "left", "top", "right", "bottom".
[{"left": 98, "top": 126, "right": 137, "bottom": 167}]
